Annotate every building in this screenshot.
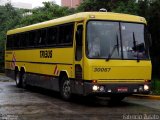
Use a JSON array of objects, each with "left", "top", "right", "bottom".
[{"left": 61, "top": 0, "right": 82, "bottom": 8}]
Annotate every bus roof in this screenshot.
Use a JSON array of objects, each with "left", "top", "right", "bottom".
[{"left": 7, "top": 12, "right": 146, "bottom": 35}]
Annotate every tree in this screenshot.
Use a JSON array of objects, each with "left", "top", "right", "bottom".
[
  {"left": 77, "top": 0, "right": 135, "bottom": 13},
  {"left": 0, "top": 3, "right": 22, "bottom": 71},
  {"left": 113, "top": 0, "right": 139, "bottom": 15},
  {"left": 147, "top": 0, "right": 160, "bottom": 77},
  {"left": 19, "top": 2, "right": 76, "bottom": 26},
  {"left": 77, "top": 0, "right": 112, "bottom": 12},
  {"left": 0, "top": 3, "right": 22, "bottom": 46}
]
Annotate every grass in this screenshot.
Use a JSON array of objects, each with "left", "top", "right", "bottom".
[{"left": 151, "top": 79, "right": 160, "bottom": 95}]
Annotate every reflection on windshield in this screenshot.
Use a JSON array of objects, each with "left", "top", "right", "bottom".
[{"left": 86, "top": 21, "right": 149, "bottom": 60}]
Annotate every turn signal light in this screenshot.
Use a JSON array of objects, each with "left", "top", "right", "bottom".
[{"left": 92, "top": 80, "right": 97, "bottom": 83}]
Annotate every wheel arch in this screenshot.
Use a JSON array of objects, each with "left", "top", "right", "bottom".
[
  {"left": 59, "top": 70, "right": 69, "bottom": 87},
  {"left": 20, "top": 66, "right": 26, "bottom": 73},
  {"left": 15, "top": 66, "right": 19, "bottom": 74}
]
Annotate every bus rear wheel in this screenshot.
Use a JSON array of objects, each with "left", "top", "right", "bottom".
[
  {"left": 60, "top": 76, "right": 71, "bottom": 100},
  {"left": 15, "top": 71, "right": 22, "bottom": 88},
  {"left": 21, "top": 72, "right": 27, "bottom": 88}
]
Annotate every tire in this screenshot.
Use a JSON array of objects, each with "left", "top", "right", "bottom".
[
  {"left": 21, "top": 72, "right": 27, "bottom": 88},
  {"left": 60, "top": 75, "right": 71, "bottom": 100},
  {"left": 15, "top": 71, "right": 22, "bottom": 88}
]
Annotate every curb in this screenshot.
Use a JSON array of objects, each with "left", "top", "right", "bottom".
[{"left": 131, "top": 94, "right": 160, "bottom": 100}]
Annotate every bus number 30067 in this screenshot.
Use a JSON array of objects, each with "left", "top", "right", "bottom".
[{"left": 94, "top": 68, "right": 111, "bottom": 72}]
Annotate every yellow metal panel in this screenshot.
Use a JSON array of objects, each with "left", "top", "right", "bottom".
[
  {"left": 5, "top": 48, "right": 74, "bottom": 78},
  {"left": 83, "top": 59, "right": 151, "bottom": 81},
  {"left": 5, "top": 48, "right": 73, "bottom": 64}
]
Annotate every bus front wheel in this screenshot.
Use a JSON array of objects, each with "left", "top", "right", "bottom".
[{"left": 60, "top": 75, "right": 71, "bottom": 100}]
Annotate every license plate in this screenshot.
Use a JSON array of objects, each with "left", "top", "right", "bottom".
[{"left": 117, "top": 87, "right": 128, "bottom": 92}]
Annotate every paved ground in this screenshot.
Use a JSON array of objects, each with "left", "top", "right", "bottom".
[{"left": 0, "top": 75, "right": 160, "bottom": 120}]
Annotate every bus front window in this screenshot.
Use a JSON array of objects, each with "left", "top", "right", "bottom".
[
  {"left": 86, "top": 21, "right": 149, "bottom": 60},
  {"left": 87, "top": 21, "right": 121, "bottom": 59},
  {"left": 121, "top": 23, "right": 149, "bottom": 60}
]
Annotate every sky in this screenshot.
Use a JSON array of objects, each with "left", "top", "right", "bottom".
[{"left": 11, "top": 0, "right": 61, "bottom": 8}]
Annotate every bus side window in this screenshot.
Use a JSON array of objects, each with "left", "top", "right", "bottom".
[
  {"left": 59, "top": 23, "right": 74, "bottom": 46},
  {"left": 19, "top": 33, "right": 27, "bottom": 48},
  {"left": 75, "top": 25, "right": 83, "bottom": 61},
  {"left": 47, "top": 27, "right": 57, "bottom": 46},
  {"left": 14, "top": 34, "right": 20, "bottom": 49},
  {"left": 28, "top": 31, "right": 36, "bottom": 47},
  {"left": 39, "top": 29, "right": 47, "bottom": 46},
  {"left": 7, "top": 35, "right": 13, "bottom": 50}
]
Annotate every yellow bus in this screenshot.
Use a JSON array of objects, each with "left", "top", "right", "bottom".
[{"left": 5, "top": 12, "right": 152, "bottom": 101}]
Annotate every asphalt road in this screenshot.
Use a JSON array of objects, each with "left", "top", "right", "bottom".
[{"left": 0, "top": 74, "right": 160, "bottom": 120}]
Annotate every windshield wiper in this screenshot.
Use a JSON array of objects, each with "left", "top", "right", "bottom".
[
  {"left": 106, "top": 34, "right": 119, "bottom": 61},
  {"left": 133, "top": 32, "right": 140, "bottom": 62}
]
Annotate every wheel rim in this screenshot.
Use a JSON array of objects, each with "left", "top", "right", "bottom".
[{"left": 62, "top": 79, "right": 71, "bottom": 98}]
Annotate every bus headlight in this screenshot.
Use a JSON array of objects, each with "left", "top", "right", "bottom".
[
  {"left": 92, "top": 85, "right": 99, "bottom": 91},
  {"left": 144, "top": 85, "right": 149, "bottom": 91}
]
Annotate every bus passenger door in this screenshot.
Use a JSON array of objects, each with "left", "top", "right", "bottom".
[{"left": 74, "top": 23, "right": 83, "bottom": 95}]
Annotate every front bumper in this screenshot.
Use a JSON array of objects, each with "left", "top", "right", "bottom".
[{"left": 83, "top": 82, "right": 151, "bottom": 96}]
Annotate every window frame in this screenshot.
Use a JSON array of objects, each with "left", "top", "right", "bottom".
[{"left": 6, "top": 22, "right": 75, "bottom": 50}]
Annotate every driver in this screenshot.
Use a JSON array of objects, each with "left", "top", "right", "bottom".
[{"left": 88, "top": 36, "right": 100, "bottom": 57}]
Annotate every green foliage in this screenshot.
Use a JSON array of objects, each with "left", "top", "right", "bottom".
[
  {"left": 147, "top": 0, "right": 160, "bottom": 77},
  {"left": 137, "top": 0, "right": 150, "bottom": 19},
  {"left": 20, "top": 2, "right": 75, "bottom": 27},
  {"left": 113, "top": 0, "right": 139, "bottom": 15},
  {"left": 0, "top": 4, "right": 21, "bottom": 31},
  {"left": 77, "top": 0, "right": 138, "bottom": 14},
  {"left": 148, "top": 0, "right": 160, "bottom": 54},
  {"left": 0, "top": 2, "right": 76, "bottom": 72},
  {"left": 0, "top": 3, "right": 22, "bottom": 71},
  {"left": 152, "top": 79, "right": 160, "bottom": 95},
  {"left": 0, "top": 3, "right": 22, "bottom": 49},
  {"left": 77, "top": 0, "right": 114, "bottom": 12}
]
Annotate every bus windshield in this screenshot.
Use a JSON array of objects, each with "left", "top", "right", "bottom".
[{"left": 86, "top": 21, "right": 149, "bottom": 60}]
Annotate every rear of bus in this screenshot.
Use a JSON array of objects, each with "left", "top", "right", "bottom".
[{"left": 82, "top": 12, "right": 152, "bottom": 100}]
